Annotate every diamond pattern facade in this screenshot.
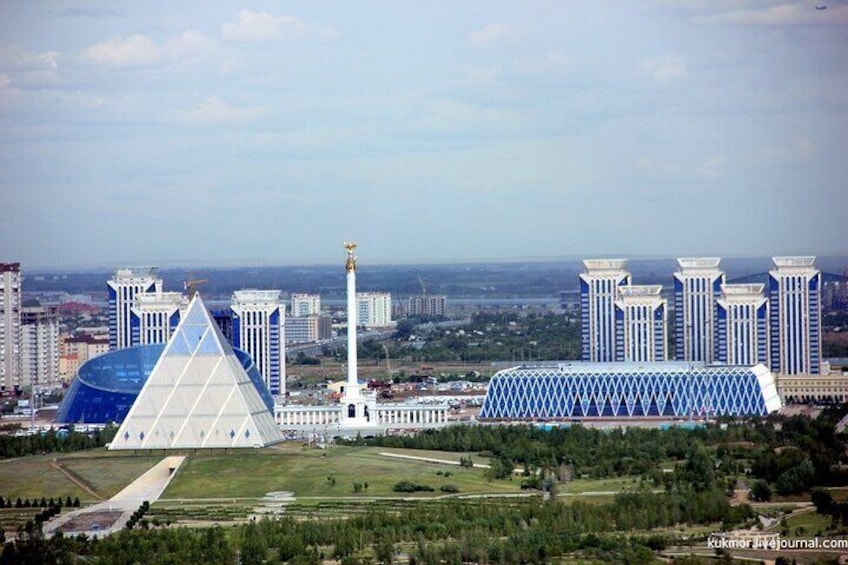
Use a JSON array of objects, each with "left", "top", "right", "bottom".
[{"left": 479, "top": 362, "right": 781, "bottom": 420}]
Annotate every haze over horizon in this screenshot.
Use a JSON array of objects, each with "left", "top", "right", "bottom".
[{"left": 2, "top": 1, "right": 847, "bottom": 269}]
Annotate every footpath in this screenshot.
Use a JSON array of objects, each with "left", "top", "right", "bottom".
[{"left": 44, "top": 456, "right": 185, "bottom": 538}]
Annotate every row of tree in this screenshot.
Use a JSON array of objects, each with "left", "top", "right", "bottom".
[
  {"left": 0, "top": 426, "right": 116, "bottom": 459},
  {"left": 3, "top": 490, "right": 754, "bottom": 565}
]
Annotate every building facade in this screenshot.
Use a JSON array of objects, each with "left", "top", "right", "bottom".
[
  {"left": 130, "top": 291, "right": 187, "bottom": 346},
  {"left": 107, "top": 267, "right": 161, "bottom": 351},
  {"left": 285, "top": 315, "right": 332, "bottom": 345},
  {"left": 716, "top": 284, "right": 769, "bottom": 367},
  {"left": 231, "top": 290, "right": 286, "bottom": 396},
  {"left": 406, "top": 295, "right": 448, "bottom": 317},
  {"left": 580, "top": 260, "right": 631, "bottom": 362},
  {"left": 291, "top": 294, "right": 321, "bottom": 317},
  {"left": 769, "top": 256, "right": 822, "bottom": 375},
  {"left": 20, "top": 305, "right": 60, "bottom": 389},
  {"left": 62, "top": 335, "right": 109, "bottom": 364},
  {"left": 614, "top": 285, "right": 667, "bottom": 362},
  {"left": 673, "top": 258, "right": 724, "bottom": 363},
  {"left": 479, "top": 362, "right": 782, "bottom": 420},
  {"left": 356, "top": 292, "right": 393, "bottom": 328},
  {"left": 0, "top": 263, "right": 22, "bottom": 389}
]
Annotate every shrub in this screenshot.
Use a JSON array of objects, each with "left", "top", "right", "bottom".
[{"left": 393, "top": 480, "right": 434, "bottom": 493}]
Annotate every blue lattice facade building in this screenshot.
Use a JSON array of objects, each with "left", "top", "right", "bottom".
[{"left": 479, "top": 362, "right": 782, "bottom": 420}]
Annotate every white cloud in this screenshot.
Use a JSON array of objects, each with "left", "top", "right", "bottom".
[
  {"left": 694, "top": 3, "right": 848, "bottom": 26},
  {"left": 0, "top": 47, "right": 61, "bottom": 71},
  {"left": 0, "top": 73, "right": 10, "bottom": 89},
  {"left": 80, "top": 31, "right": 211, "bottom": 69},
  {"left": 221, "top": 11, "right": 337, "bottom": 42},
  {"left": 639, "top": 55, "right": 687, "bottom": 85},
  {"left": 469, "top": 23, "right": 526, "bottom": 49},
  {"left": 179, "top": 96, "right": 268, "bottom": 126},
  {"left": 80, "top": 34, "right": 158, "bottom": 68},
  {"left": 0, "top": 47, "right": 62, "bottom": 86}
]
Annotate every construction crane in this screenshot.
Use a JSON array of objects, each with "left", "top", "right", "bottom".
[{"left": 183, "top": 275, "right": 208, "bottom": 298}]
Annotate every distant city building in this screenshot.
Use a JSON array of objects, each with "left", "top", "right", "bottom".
[
  {"left": 231, "top": 290, "right": 286, "bottom": 396},
  {"left": 823, "top": 274, "right": 848, "bottom": 311},
  {"left": 20, "top": 305, "right": 60, "bottom": 388},
  {"left": 406, "top": 295, "right": 447, "bottom": 317},
  {"left": 62, "top": 334, "right": 109, "bottom": 363},
  {"left": 580, "top": 260, "right": 631, "bottom": 362},
  {"left": 130, "top": 291, "right": 188, "bottom": 346},
  {"left": 716, "top": 284, "right": 769, "bottom": 366},
  {"left": 769, "top": 256, "right": 822, "bottom": 375},
  {"left": 285, "top": 315, "right": 332, "bottom": 345},
  {"left": 614, "top": 285, "right": 667, "bottom": 362},
  {"left": 1, "top": 263, "right": 22, "bottom": 389},
  {"left": 291, "top": 294, "right": 321, "bottom": 317},
  {"left": 59, "top": 355, "right": 80, "bottom": 383},
  {"left": 107, "top": 267, "right": 161, "bottom": 351},
  {"left": 673, "top": 258, "right": 724, "bottom": 363},
  {"left": 356, "top": 292, "right": 393, "bottom": 328}
]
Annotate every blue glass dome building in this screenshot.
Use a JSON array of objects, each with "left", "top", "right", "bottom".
[
  {"left": 56, "top": 344, "right": 274, "bottom": 424},
  {"left": 479, "top": 362, "right": 782, "bottom": 420}
]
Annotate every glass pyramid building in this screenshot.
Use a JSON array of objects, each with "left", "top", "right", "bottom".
[
  {"left": 479, "top": 362, "right": 782, "bottom": 420},
  {"left": 110, "top": 294, "right": 283, "bottom": 450}
]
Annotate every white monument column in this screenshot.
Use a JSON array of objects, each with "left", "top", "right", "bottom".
[
  {"left": 346, "top": 242, "right": 359, "bottom": 392},
  {"left": 339, "top": 242, "right": 377, "bottom": 430}
]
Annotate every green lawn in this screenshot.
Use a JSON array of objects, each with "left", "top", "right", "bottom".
[
  {"left": 782, "top": 510, "right": 832, "bottom": 537},
  {"left": 561, "top": 476, "right": 638, "bottom": 494},
  {"left": 163, "top": 446, "right": 523, "bottom": 499},
  {"left": 0, "top": 455, "right": 91, "bottom": 501},
  {"left": 1, "top": 445, "right": 645, "bottom": 509},
  {"left": 59, "top": 454, "right": 164, "bottom": 498}
]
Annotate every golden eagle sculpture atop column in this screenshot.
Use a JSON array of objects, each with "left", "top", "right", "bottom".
[{"left": 344, "top": 241, "right": 357, "bottom": 273}]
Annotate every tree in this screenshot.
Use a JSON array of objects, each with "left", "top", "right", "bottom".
[
  {"left": 0, "top": 542, "right": 18, "bottom": 565},
  {"left": 375, "top": 539, "right": 394, "bottom": 565},
  {"left": 241, "top": 521, "right": 268, "bottom": 565},
  {"left": 749, "top": 480, "right": 772, "bottom": 502},
  {"left": 811, "top": 489, "right": 834, "bottom": 515},
  {"left": 775, "top": 460, "right": 815, "bottom": 496},
  {"left": 393, "top": 319, "right": 415, "bottom": 341}
]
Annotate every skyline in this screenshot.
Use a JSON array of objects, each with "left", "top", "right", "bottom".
[{"left": 2, "top": 1, "right": 847, "bottom": 269}]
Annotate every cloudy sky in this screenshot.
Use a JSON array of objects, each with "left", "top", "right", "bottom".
[{"left": 2, "top": 1, "right": 846, "bottom": 269}]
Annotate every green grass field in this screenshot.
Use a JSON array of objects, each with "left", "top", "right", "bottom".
[
  {"left": 1, "top": 445, "right": 658, "bottom": 505},
  {"left": 782, "top": 509, "right": 832, "bottom": 537},
  {"left": 0, "top": 454, "right": 93, "bottom": 501},
  {"left": 163, "top": 445, "right": 522, "bottom": 499}
]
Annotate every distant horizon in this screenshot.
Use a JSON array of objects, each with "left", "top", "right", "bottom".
[{"left": 18, "top": 252, "right": 848, "bottom": 275}]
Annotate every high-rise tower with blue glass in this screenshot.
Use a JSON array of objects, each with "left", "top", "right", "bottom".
[
  {"left": 580, "top": 260, "right": 631, "bottom": 362},
  {"left": 614, "top": 285, "right": 667, "bottom": 362},
  {"left": 769, "top": 256, "right": 822, "bottom": 375},
  {"left": 673, "top": 258, "right": 724, "bottom": 363},
  {"left": 230, "top": 290, "right": 286, "bottom": 396},
  {"left": 107, "top": 267, "right": 161, "bottom": 351},
  {"left": 716, "top": 283, "right": 769, "bottom": 366}
]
